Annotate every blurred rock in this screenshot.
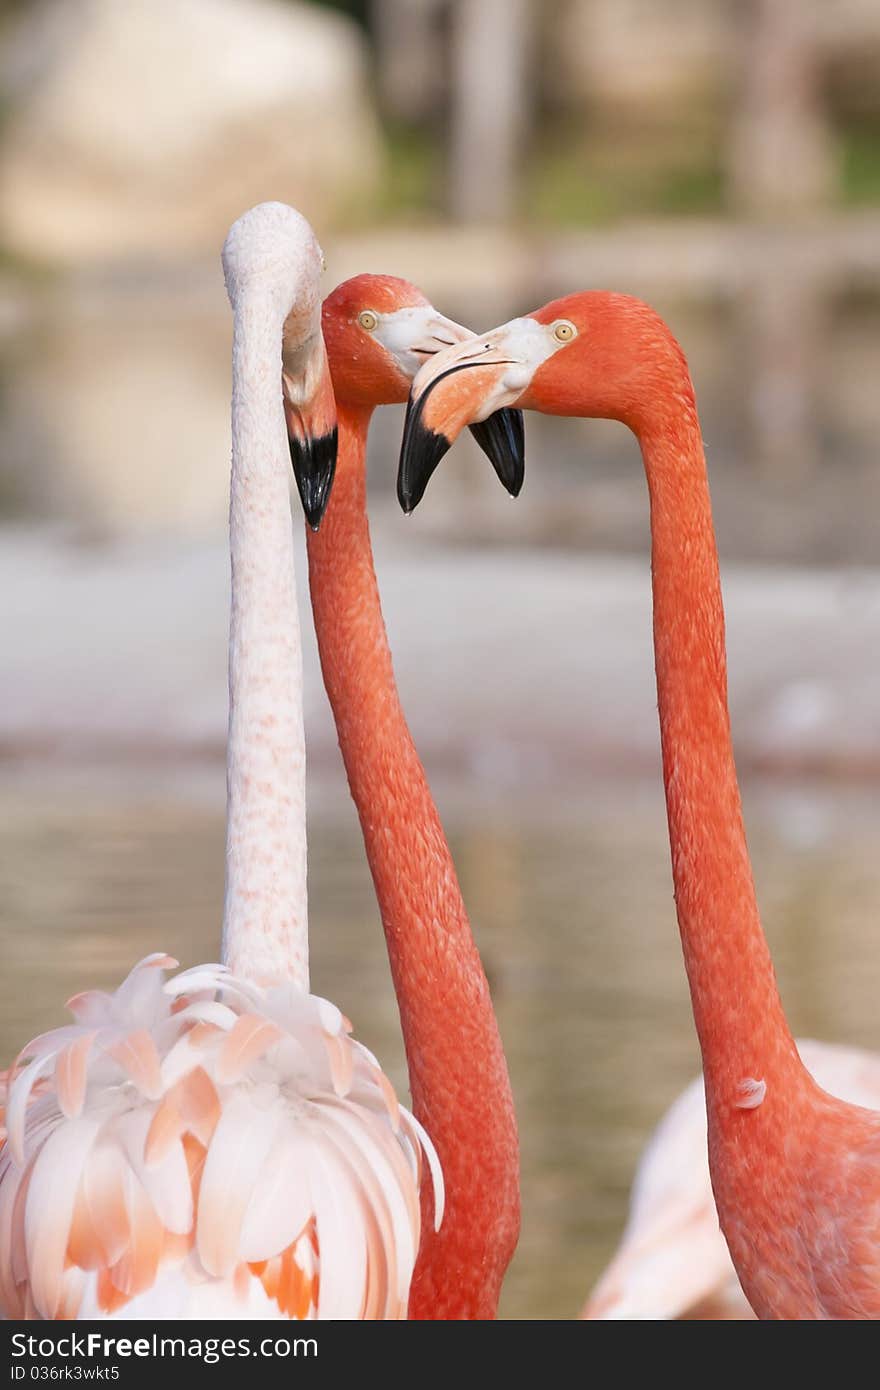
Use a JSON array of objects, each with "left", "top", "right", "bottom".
[{"left": 0, "top": 0, "right": 384, "bottom": 265}]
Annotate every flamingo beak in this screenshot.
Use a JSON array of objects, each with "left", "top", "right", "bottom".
[
  {"left": 380, "top": 306, "right": 525, "bottom": 503},
  {"left": 283, "top": 331, "right": 338, "bottom": 530},
  {"left": 468, "top": 409, "right": 525, "bottom": 500},
  {"left": 398, "top": 320, "right": 536, "bottom": 514}
]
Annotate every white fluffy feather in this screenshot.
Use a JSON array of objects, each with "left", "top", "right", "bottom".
[{"left": 0, "top": 955, "right": 442, "bottom": 1321}]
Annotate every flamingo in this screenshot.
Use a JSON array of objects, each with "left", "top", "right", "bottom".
[
  {"left": 396, "top": 291, "right": 880, "bottom": 1319},
  {"left": 304, "top": 273, "right": 522, "bottom": 1318},
  {"left": 585, "top": 1040, "right": 880, "bottom": 1319},
  {"left": 0, "top": 203, "right": 441, "bottom": 1321}
]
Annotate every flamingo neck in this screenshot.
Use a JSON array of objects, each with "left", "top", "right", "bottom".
[
  {"left": 638, "top": 368, "right": 803, "bottom": 1120},
  {"left": 222, "top": 294, "right": 309, "bottom": 990},
  {"left": 306, "top": 402, "right": 519, "bottom": 1319}
]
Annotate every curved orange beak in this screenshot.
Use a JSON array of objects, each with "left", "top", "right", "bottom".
[
  {"left": 283, "top": 328, "right": 338, "bottom": 530},
  {"left": 398, "top": 317, "right": 548, "bottom": 513},
  {"left": 366, "top": 301, "right": 525, "bottom": 501}
]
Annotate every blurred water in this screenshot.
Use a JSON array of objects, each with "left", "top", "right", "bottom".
[{"left": 1, "top": 768, "right": 878, "bottom": 1320}]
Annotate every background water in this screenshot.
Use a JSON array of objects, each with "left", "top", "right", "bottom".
[{"left": 2, "top": 766, "right": 878, "bottom": 1319}]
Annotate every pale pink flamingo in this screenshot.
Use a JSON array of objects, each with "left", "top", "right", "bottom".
[
  {"left": 308, "top": 274, "right": 521, "bottom": 1318},
  {"left": 585, "top": 1040, "right": 880, "bottom": 1319},
  {"left": 0, "top": 204, "right": 441, "bottom": 1321},
  {"left": 397, "top": 291, "right": 880, "bottom": 1319}
]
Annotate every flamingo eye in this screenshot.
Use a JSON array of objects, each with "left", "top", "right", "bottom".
[
  {"left": 358, "top": 310, "right": 379, "bottom": 332},
  {"left": 553, "top": 321, "right": 576, "bottom": 343}
]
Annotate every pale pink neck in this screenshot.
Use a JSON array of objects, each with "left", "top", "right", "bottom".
[
  {"left": 638, "top": 375, "right": 803, "bottom": 1113},
  {"left": 222, "top": 294, "right": 309, "bottom": 989},
  {"left": 306, "top": 404, "right": 519, "bottom": 1318}
]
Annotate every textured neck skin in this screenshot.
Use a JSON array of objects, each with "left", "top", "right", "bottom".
[
  {"left": 526, "top": 310, "right": 805, "bottom": 1113},
  {"left": 222, "top": 290, "right": 309, "bottom": 989},
  {"left": 612, "top": 327, "right": 880, "bottom": 1318},
  {"left": 306, "top": 404, "right": 520, "bottom": 1319},
  {"left": 638, "top": 386, "right": 803, "bottom": 1111}
]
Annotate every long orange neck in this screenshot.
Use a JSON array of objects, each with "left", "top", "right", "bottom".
[
  {"left": 637, "top": 370, "right": 806, "bottom": 1125},
  {"left": 306, "top": 403, "right": 519, "bottom": 1319}
]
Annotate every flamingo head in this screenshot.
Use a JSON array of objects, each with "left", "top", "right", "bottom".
[
  {"left": 323, "top": 273, "right": 525, "bottom": 498},
  {"left": 398, "top": 291, "right": 688, "bottom": 512},
  {"left": 222, "top": 202, "right": 338, "bottom": 530}
]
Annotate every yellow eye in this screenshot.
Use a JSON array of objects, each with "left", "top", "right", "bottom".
[
  {"left": 358, "top": 310, "right": 379, "bottom": 332},
  {"left": 553, "top": 321, "right": 576, "bottom": 343}
]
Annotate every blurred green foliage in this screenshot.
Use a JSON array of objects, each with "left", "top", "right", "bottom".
[
  {"left": 306, "top": 0, "right": 369, "bottom": 27},
  {"left": 379, "top": 124, "right": 445, "bottom": 220},
  {"left": 841, "top": 123, "right": 880, "bottom": 205},
  {"left": 378, "top": 118, "right": 879, "bottom": 227},
  {"left": 525, "top": 131, "right": 725, "bottom": 225}
]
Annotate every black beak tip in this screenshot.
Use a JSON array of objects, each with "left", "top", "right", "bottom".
[
  {"left": 469, "top": 407, "right": 525, "bottom": 499},
  {"left": 300, "top": 481, "right": 329, "bottom": 531},
  {"left": 397, "top": 408, "right": 454, "bottom": 515},
  {"left": 289, "top": 428, "right": 338, "bottom": 530},
  {"left": 397, "top": 389, "right": 453, "bottom": 514}
]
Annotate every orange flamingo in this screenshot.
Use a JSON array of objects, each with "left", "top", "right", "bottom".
[
  {"left": 397, "top": 291, "right": 880, "bottom": 1319},
  {"left": 301, "top": 274, "right": 521, "bottom": 1319}
]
